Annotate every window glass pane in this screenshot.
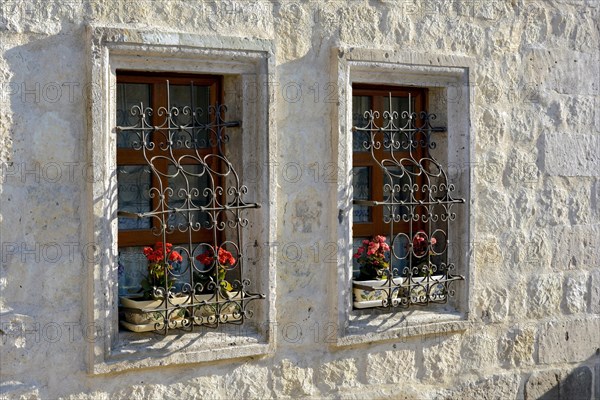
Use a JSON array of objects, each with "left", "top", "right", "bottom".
[
  {"left": 352, "top": 166, "right": 370, "bottom": 223},
  {"left": 352, "top": 95, "right": 371, "bottom": 152},
  {"left": 116, "top": 83, "right": 151, "bottom": 148},
  {"left": 384, "top": 96, "right": 411, "bottom": 127},
  {"left": 389, "top": 234, "right": 409, "bottom": 276},
  {"left": 117, "top": 246, "right": 147, "bottom": 296},
  {"left": 383, "top": 96, "right": 413, "bottom": 150},
  {"left": 118, "top": 165, "right": 152, "bottom": 230},
  {"left": 167, "top": 164, "right": 210, "bottom": 230},
  {"left": 383, "top": 168, "right": 411, "bottom": 221},
  {"left": 169, "top": 84, "right": 211, "bottom": 149},
  {"left": 352, "top": 237, "right": 369, "bottom": 278}
]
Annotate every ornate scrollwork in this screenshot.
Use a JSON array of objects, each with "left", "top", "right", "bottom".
[
  {"left": 117, "top": 81, "right": 264, "bottom": 333},
  {"left": 353, "top": 93, "right": 465, "bottom": 308}
]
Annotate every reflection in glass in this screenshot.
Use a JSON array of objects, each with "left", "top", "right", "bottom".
[
  {"left": 389, "top": 234, "right": 409, "bottom": 275},
  {"left": 352, "top": 95, "right": 371, "bottom": 152},
  {"left": 169, "top": 84, "right": 211, "bottom": 149},
  {"left": 352, "top": 167, "right": 370, "bottom": 223},
  {"left": 384, "top": 96, "right": 411, "bottom": 127},
  {"left": 167, "top": 164, "right": 210, "bottom": 229},
  {"left": 384, "top": 96, "right": 413, "bottom": 150},
  {"left": 352, "top": 237, "right": 368, "bottom": 278},
  {"left": 383, "top": 167, "right": 411, "bottom": 222},
  {"left": 116, "top": 83, "right": 151, "bottom": 148},
  {"left": 117, "top": 247, "right": 147, "bottom": 296},
  {"left": 117, "top": 166, "right": 152, "bottom": 230}
]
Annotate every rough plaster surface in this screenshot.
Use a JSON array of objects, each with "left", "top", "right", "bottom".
[{"left": 0, "top": 0, "right": 599, "bottom": 398}]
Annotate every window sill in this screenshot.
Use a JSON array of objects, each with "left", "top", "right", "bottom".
[
  {"left": 335, "top": 306, "right": 468, "bottom": 348},
  {"left": 92, "top": 325, "right": 273, "bottom": 374}
]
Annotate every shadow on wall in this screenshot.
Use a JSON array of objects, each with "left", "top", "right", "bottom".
[
  {"left": 524, "top": 353, "right": 600, "bottom": 400},
  {"left": 1, "top": 28, "right": 113, "bottom": 390}
]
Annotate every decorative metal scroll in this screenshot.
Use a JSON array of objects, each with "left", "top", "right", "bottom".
[
  {"left": 116, "top": 81, "right": 263, "bottom": 333},
  {"left": 353, "top": 94, "right": 464, "bottom": 308}
]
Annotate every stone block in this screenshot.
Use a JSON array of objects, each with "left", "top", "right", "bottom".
[
  {"left": 317, "top": 358, "right": 359, "bottom": 392},
  {"left": 224, "top": 364, "right": 271, "bottom": 400},
  {"left": 365, "top": 349, "right": 416, "bottom": 384},
  {"left": 525, "top": 370, "right": 561, "bottom": 400},
  {"left": 591, "top": 270, "right": 600, "bottom": 314},
  {"left": 509, "top": 231, "right": 551, "bottom": 273},
  {"left": 551, "top": 225, "right": 600, "bottom": 271},
  {"left": 539, "top": 318, "right": 600, "bottom": 364},
  {"left": 595, "top": 363, "right": 600, "bottom": 400},
  {"left": 543, "top": 133, "right": 600, "bottom": 177},
  {"left": 564, "top": 273, "right": 589, "bottom": 314},
  {"left": 562, "top": 366, "right": 593, "bottom": 400},
  {"left": 537, "top": 183, "right": 571, "bottom": 226},
  {"left": 528, "top": 274, "right": 562, "bottom": 318},
  {"left": 503, "top": 148, "right": 539, "bottom": 188},
  {"left": 438, "top": 373, "right": 520, "bottom": 400},
  {"left": 501, "top": 326, "right": 536, "bottom": 367},
  {"left": 523, "top": 48, "right": 599, "bottom": 96},
  {"left": 525, "top": 366, "right": 593, "bottom": 400},
  {"left": 273, "top": 360, "right": 314, "bottom": 398},
  {"left": 525, "top": 366, "right": 594, "bottom": 400},
  {"left": 460, "top": 332, "right": 497, "bottom": 373},
  {"left": 422, "top": 335, "right": 461, "bottom": 383},
  {"left": 476, "top": 287, "right": 509, "bottom": 322}
]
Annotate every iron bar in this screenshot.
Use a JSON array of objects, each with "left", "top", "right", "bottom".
[
  {"left": 352, "top": 92, "right": 464, "bottom": 309},
  {"left": 116, "top": 80, "right": 263, "bottom": 333}
]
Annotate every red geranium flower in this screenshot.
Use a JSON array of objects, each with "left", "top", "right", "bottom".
[{"left": 196, "top": 247, "right": 236, "bottom": 267}]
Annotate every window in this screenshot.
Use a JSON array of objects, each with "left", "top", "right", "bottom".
[
  {"left": 351, "top": 85, "right": 427, "bottom": 271},
  {"left": 115, "top": 71, "right": 264, "bottom": 333},
  {"left": 333, "top": 49, "right": 473, "bottom": 345},
  {"left": 87, "top": 29, "right": 275, "bottom": 372},
  {"left": 351, "top": 83, "right": 464, "bottom": 309}
]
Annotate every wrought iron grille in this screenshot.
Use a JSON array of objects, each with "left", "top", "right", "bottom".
[
  {"left": 116, "top": 80, "right": 264, "bottom": 334},
  {"left": 352, "top": 94, "right": 464, "bottom": 308}
]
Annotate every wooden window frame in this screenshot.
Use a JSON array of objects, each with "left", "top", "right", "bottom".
[
  {"left": 116, "top": 71, "right": 223, "bottom": 249},
  {"left": 352, "top": 84, "right": 428, "bottom": 240}
]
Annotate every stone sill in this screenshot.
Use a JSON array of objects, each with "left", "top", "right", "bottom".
[
  {"left": 92, "top": 327, "right": 272, "bottom": 374},
  {"left": 336, "top": 307, "right": 468, "bottom": 347}
]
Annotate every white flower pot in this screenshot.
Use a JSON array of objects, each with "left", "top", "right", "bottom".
[
  {"left": 192, "top": 291, "right": 242, "bottom": 324},
  {"left": 352, "top": 275, "right": 447, "bottom": 309},
  {"left": 120, "top": 295, "right": 190, "bottom": 327}
]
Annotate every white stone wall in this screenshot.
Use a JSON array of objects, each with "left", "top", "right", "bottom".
[{"left": 1, "top": 1, "right": 599, "bottom": 399}]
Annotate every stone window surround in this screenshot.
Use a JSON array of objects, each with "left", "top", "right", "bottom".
[
  {"left": 331, "top": 48, "right": 476, "bottom": 346},
  {"left": 85, "top": 25, "right": 277, "bottom": 374}
]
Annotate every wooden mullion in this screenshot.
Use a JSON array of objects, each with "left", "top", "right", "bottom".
[
  {"left": 371, "top": 95, "right": 386, "bottom": 237},
  {"left": 118, "top": 148, "right": 212, "bottom": 165},
  {"left": 209, "top": 80, "right": 224, "bottom": 247},
  {"left": 149, "top": 82, "right": 169, "bottom": 240},
  {"left": 119, "top": 230, "right": 212, "bottom": 248},
  {"left": 412, "top": 90, "right": 426, "bottom": 234},
  {"left": 353, "top": 223, "right": 375, "bottom": 237},
  {"left": 116, "top": 149, "right": 150, "bottom": 165}
]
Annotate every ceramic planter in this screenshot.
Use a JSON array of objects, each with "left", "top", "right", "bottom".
[
  {"left": 352, "top": 278, "right": 404, "bottom": 309},
  {"left": 119, "top": 295, "right": 190, "bottom": 331},
  {"left": 405, "top": 275, "right": 447, "bottom": 303},
  {"left": 192, "top": 291, "right": 242, "bottom": 323},
  {"left": 352, "top": 275, "right": 447, "bottom": 309}
]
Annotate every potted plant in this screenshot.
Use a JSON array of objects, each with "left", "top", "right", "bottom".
[
  {"left": 119, "top": 242, "right": 189, "bottom": 331},
  {"left": 193, "top": 247, "right": 242, "bottom": 322},
  {"left": 405, "top": 231, "right": 447, "bottom": 303},
  {"left": 352, "top": 236, "right": 402, "bottom": 308},
  {"left": 409, "top": 230, "right": 437, "bottom": 277}
]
